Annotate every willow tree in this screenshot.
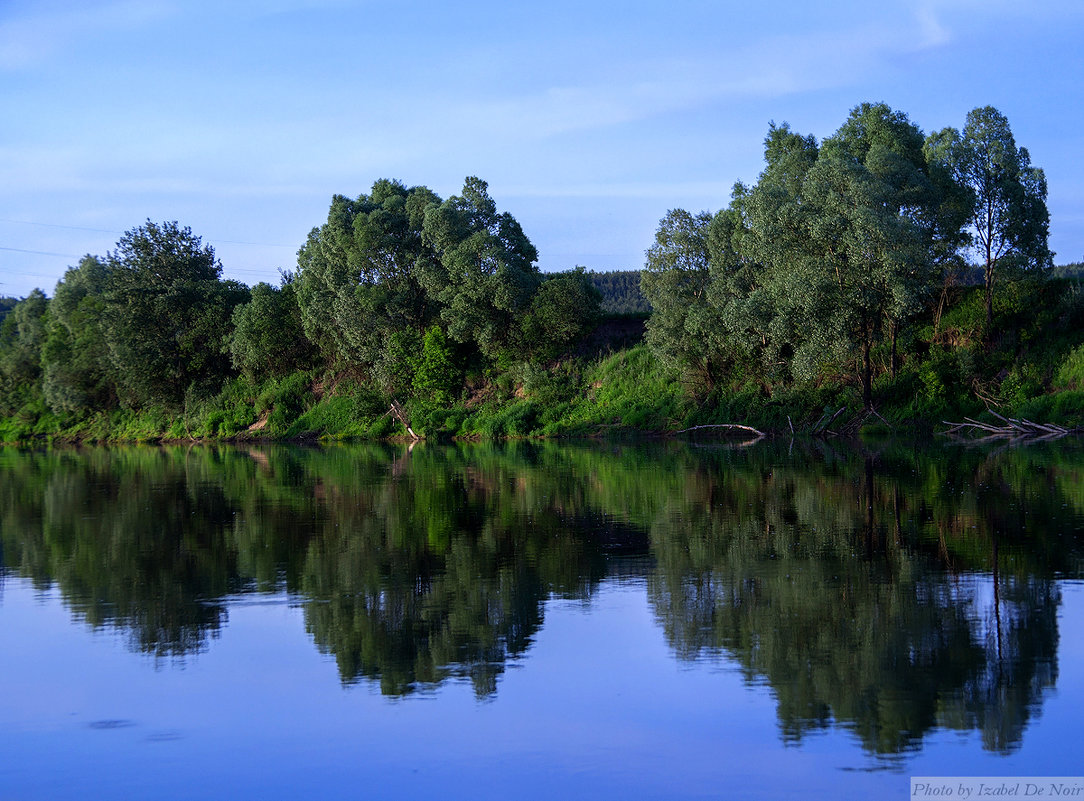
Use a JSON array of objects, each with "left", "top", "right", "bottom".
[
  {"left": 746, "top": 105, "right": 959, "bottom": 407},
  {"left": 41, "top": 255, "right": 115, "bottom": 414},
  {"left": 102, "top": 221, "right": 247, "bottom": 409},
  {"left": 294, "top": 179, "right": 442, "bottom": 380},
  {"left": 419, "top": 176, "right": 542, "bottom": 359},
  {"left": 926, "top": 106, "right": 1052, "bottom": 329},
  {"left": 0, "top": 289, "right": 49, "bottom": 414},
  {"left": 640, "top": 208, "right": 719, "bottom": 383}
]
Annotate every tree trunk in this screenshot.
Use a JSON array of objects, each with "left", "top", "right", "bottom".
[
  {"left": 862, "top": 339, "right": 872, "bottom": 409},
  {"left": 890, "top": 320, "right": 899, "bottom": 378}
]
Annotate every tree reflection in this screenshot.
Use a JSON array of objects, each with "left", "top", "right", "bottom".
[
  {"left": 0, "top": 438, "right": 1080, "bottom": 731},
  {"left": 296, "top": 446, "right": 611, "bottom": 697},
  {"left": 0, "top": 446, "right": 242, "bottom": 656},
  {"left": 647, "top": 444, "right": 1076, "bottom": 756}
]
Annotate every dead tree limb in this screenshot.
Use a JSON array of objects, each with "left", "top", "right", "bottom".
[
  {"left": 672, "top": 423, "right": 766, "bottom": 437},
  {"left": 388, "top": 400, "right": 420, "bottom": 441}
]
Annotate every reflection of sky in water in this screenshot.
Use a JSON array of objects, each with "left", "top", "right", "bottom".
[
  {"left": 2, "top": 576, "right": 1084, "bottom": 801},
  {"left": 3, "top": 440, "right": 1084, "bottom": 798}
]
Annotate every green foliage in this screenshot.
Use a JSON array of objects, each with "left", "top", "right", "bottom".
[
  {"left": 640, "top": 207, "right": 731, "bottom": 388},
  {"left": 41, "top": 256, "right": 114, "bottom": 415},
  {"left": 102, "top": 221, "right": 247, "bottom": 409},
  {"left": 412, "top": 325, "right": 460, "bottom": 406},
  {"left": 229, "top": 280, "right": 315, "bottom": 383},
  {"left": 1054, "top": 345, "right": 1084, "bottom": 390},
  {"left": 259, "top": 371, "right": 314, "bottom": 434},
  {"left": 926, "top": 106, "right": 1053, "bottom": 328},
  {"left": 748, "top": 104, "right": 954, "bottom": 406},
  {"left": 587, "top": 269, "right": 651, "bottom": 314},
  {"left": 0, "top": 108, "right": 1075, "bottom": 441},
  {"left": 516, "top": 268, "right": 602, "bottom": 361},
  {"left": 0, "top": 296, "right": 18, "bottom": 324},
  {"left": 294, "top": 176, "right": 596, "bottom": 388},
  {"left": 294, "top": 180, "right": 441, "bottom": 367},
  {"left": 420, "top": 177, "right": 542, "bottom": 359},
  {"left": 0, "top": 290, "right": 49, "bottom": 415}
]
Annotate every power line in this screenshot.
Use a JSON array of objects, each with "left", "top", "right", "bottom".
[
  {"left": 0, "top": 245, "right": 82, "bottom": 258},
  {"left": 0, "top": 218, "right": 293, "bottom": 248},
  {"left": 0, "top": 218, "right": 121, "bottom": 235}
]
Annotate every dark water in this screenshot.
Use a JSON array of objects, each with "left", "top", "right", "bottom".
[{"left": 1, "top": 439, "right": 1083, "bottom": 799}]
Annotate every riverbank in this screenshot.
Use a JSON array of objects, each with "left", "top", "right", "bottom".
[{"left": 5, "top": 338, "right": 1083, "bottom": 446}]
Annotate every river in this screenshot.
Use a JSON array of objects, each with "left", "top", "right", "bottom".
[{"left": 1, "top": 439, "right": 1082, "bottom": 799}]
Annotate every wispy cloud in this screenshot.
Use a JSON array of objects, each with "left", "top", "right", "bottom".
[{"left": 448, "top": 9, "right": 956, "bottom": 142}]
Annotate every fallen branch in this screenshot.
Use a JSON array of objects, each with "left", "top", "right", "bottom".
[
  {"left": 672, "top": 423, "right": 766, "bottom": 437},
  {"left": 812, "top": 406, "right": 847, "bottom": 435},
  {"left": 388, "top": 399, "right": 420, "bottom": 441},
  {"left": 941, "top": 414, "right": 1079, "bottom": 441}
]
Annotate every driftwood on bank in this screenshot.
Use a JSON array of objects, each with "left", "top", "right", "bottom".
[
  {"left": 942, "top": 410, "right": 1077, "bottom": 440},
  {"left": 672, "top": 423, "right": 766, "bottom": 438}
]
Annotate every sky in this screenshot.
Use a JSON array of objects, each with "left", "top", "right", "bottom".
[{"left": 2, "top": 0, "right": 1083, "bottom": 298}]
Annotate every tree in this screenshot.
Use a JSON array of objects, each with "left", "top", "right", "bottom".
[
  {"left": 926, "top": 106, "right": 1053, "bottom": 329},
  {"left": 516, "top": 268, "right": 602, "bottom": 361},
  {"left": 640, "top": 208, "right": 724, "bottom": 386},
  {"left": 0, "top": 289, "right": 49, "bottom": 414},
  {"left": 42, "top": 255, "right": 115, "bottom": 414},
  {"left": 102, "top": 221, "right": 247, "bottom": 409},
  {"left": 420, "top": 177, "right": 542, "bottom": 359},
  {"left": 297, "top": 176, "right": 596, "bottom": 389},
  {"left": 746, "top": 106, "right": 956, "bottom": 407},
  {"left": 229, "top": 278, "right": 315, "bottom": 383},
  {"left": 294, "top": 180, "right": 442, "bottom": 369}
]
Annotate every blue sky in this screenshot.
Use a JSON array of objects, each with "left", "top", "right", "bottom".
[{"left": 2, "top": 0, "right": 1082, "bottom": 298}]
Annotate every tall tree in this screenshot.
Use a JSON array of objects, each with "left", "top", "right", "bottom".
[
  {"left": 0, "top": 289, "right": 49, "bottom": 414},
  {"left": 294, "top": 180, "right": 442, "bottom": 373},
  {"left": 102, "top": 221, "right": 247, "bottom": 409},
  {"left": 42, "top": 255, "right": 115, "bottom": 414},
  {"left": 747, "top": 106, "right": 956, "bottom": 407},
  {"left": 229, "top": 278, "right": 315, "bottom": 383},
  {"left": 420, "top": 177, "right": 542, "bottom": 359},
  {"left": 926, "top": 106, "right": 1052, "bottom": 329},
  {"left": 640, "top": 208, "right": 721, "bottom": 385}
]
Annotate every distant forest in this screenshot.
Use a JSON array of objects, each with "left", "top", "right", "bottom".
[{"left": 587, "top": 270, "right": 651, "bottom": 315}]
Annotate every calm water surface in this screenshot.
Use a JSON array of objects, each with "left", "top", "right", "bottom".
[{"left": 1, "top": 439, "right": 1083, "bottom": 799}]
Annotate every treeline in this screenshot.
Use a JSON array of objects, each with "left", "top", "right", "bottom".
[
  {"left": 587, "top": 270, "right": 651, "bottom": 315},
  {"left": 2, "top": 103, "right": 1083, "bottom": 441},
  {"left": 642, "top": 103, "right": 1054, "bottom": 409},
  {"left": 0, "top": 179, "right": 603, "bottom": 440}
]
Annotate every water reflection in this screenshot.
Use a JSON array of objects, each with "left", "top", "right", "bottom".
[
  {"left": 1, "top": 439, "right": 1082, "bottom": 752},
  {"left": 646, "top": 449, "right": 1068, "bottom": 756}
]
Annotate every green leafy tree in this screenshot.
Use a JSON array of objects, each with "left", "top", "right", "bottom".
[
  {"left": 294, "top": 180, "right": 442, "bottom": 369},
  {"left": 41, "top": 256, "right": 115, "bottom": 414},
  {"left": 0, "top": 296, "right": 18, "bottom": 324},
  {"left": 102, "top": 221, "right": 248, "bottom": 409},
  {"left": 517, "top": 268, "right": 602, "bottom": 361},
  {"left": 926, "top": 106, "right": 1053, "bottom": 329},
  {"left": 420, "top": 177, "right": 542, "bottom": 359},
  {"left": 0, "top": 289, "right": 49, "bottom": 414},
  {"left": 229, "top": 278, "right": 315, "bottom": 383},
  {"left": 747, "top": 105, "right": 956, "bottom": 407},
  {"left": 412, "top": 325, "right": 460, "bottom": 406},
  {"left": 640, "top": 208, "right": 725, "bottom": 387},
  {"left": 643, "top": 125, "right": 820, "bottom": 394}
]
